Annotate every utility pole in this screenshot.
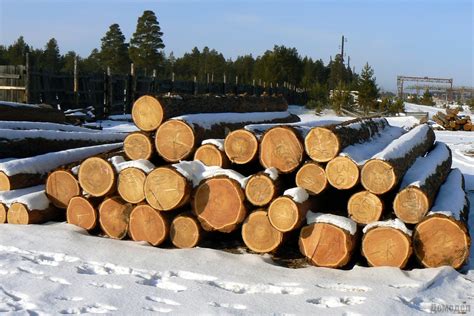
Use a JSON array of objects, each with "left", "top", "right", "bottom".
[{"left": 340, "top": 35, "right": 345, "bottom": 64}]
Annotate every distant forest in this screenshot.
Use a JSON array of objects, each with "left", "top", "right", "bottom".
[{"left": 1, "top": 10, "right": 411, "bottom": 113}]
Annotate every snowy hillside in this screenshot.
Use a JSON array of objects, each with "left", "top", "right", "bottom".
[{"left": 0, "top": 109, "right": 473, "bottom": 315}]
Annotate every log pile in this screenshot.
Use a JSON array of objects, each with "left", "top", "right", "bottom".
[
  {"left": 0, "top": 95, "right": 471, "bottom": 272},
  {"left": 432, "top": 108, "right": 474, "bottom": 131}
]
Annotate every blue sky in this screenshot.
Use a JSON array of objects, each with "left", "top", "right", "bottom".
[{"left": 0, "top": 0, "right": 472, "bottom": 91}]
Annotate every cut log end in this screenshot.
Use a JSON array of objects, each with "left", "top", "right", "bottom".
[
  {"left": 193, "top": 177, "right": 247, "bottom": 233},
  {"left": 326, "top": 156, "right": 359, "bottom": 190},
  {"left": 144, "top": 167, "right": 191, "bottom": 211},
  {"left": 7, "top": 203, "right": 59, "bottom": 225},
  {"left": 304, "top": 127, "right": 340, "bottom": 162},
  {"left": 393, "top": 187, "right": 430, "bottom": 224},
  {"left": 155, "top": 120, "right": 195, "bottom": 162},
  {"left": 347, "top": 191, "right": 383, "bottom": 224},
  {"left": 194, "top": 144, "right": 229, "bottom": 168},
  {"left": 46, "top": 170, "right": 80, "bottom": 209},
  {"left": 299, "top": 222, "right": 355, "bottom": 268},
  {"left": 118, "top": 167, "right": 147, "bottom": 204},
  {"left": 170, "top": 214, "right": 202, "bottom": 248},
  {"left": 124, "top": 132, "right": 154, "bottom": 160},
  {"left": 268, "top": 196, "right": 301, "bottom": 232},
  {"left": 260, "top": 126, "right": 304, "bottom": 173},
  {"left": 242, "top": 209, "right": 283, "bottom": 253},
  {"left": 78, "top": 157, "right": 116, "bottom": 197},
  {"left": 99, "top": 197, "right": 133, "bottom": 239},
  {"left": 224, "top": 129, "right": 259, "bottom": 164},
  {"left": 7, "top": 203, "right": 30, "bottom": 224},
  {"left": 413, "top": 215, "right": 470, "bottom": 269},
  {"left": 0, "top": 203, "right": 7, "bottom": 223},
  {"left": 67, "top": 196, "right": 98, "bottom": 231},
  {"left": 361, "top": 159, "right": 396, "bottom": 195},
  {"left": 245, "top": 174, "right": 277, "bottom": 207},
  {"left": 295, "top": 162, "right": 327, "bottom": 195},
  {"left": 362, "top": 227, "right": 412, "bottom": 268},
  {"left": 0, "top": 171, "right": 10, "bottom": 191},
  {"left": 129, "top": 204, "right": 169, "bottom": 247},
  {"left": 131, "top": 95, "right": 164, "bottom": 132}
]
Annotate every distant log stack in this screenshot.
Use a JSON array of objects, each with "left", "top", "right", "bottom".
[
  {"left": 432, "top": 108, "right": 474, "bottom": 131},
  {"left": 413, "top": 169, "right": 470, "bottom": 269},
  {"left": 0, "top": 101, "right": 65, "bottom": 123},
  {"left": 361, "top": 124, "right": 435, "bottom": 195}
]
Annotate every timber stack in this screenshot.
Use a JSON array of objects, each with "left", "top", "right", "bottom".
[
  {"left": 432, "top": 108, "right": 474, "bottom": 131},
  {"left": 0, "top": 95, "right": 470, "bottom": 272}
]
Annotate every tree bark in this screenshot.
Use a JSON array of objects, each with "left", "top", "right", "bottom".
[
  {"left": 0, "top": 101, "right": 65, "bottom": 123},
  {"left": 305, "top": 117, "right": 389, "bottom": 162}
]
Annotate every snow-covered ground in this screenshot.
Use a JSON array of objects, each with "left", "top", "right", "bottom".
[{"left": 0, "top": 104, "right": 473, "bottom": 315}]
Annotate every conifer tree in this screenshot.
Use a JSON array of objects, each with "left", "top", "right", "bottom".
[
  {"left": 420, "top": 89, "right": 435, "bottom": 105},
  {"left": 100, "top": 24, "right": 130, "bottom": 74},
  {"left": 358, "top": 62, "right": 379, "bottom": 113},
  {"left": 129, "top": 10, "right": 165, "bottom": 73},
  {"left": 6, "top": 36, "right": 30, "bottom": 65},
  {"left": 41, "top": 38, "right": 62, "bottom": 72}
]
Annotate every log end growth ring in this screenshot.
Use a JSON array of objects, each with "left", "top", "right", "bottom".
[
  {"left": 144, "top": 167, "right": 189, "bottom": 211},
  {"left": 326, "top": 156, "right": 359, "bottom": 190},
  {"left": 304, "top": 127, "right": 340, "bottom": 162},
  {"left": 118, "top": 167, "right": 147, "bottom": 204},
  {"left": 268, "top": 196, "right": 299, "bottom": 232},
  {"left": 155, "top": 120, "right": 195, "bottom": 162},
  {"left": 295, "top": 162, "right": 327, "bottom": 195},
  {"left": 242, "top": 210, "right": 283, "bottom": 253},
  {"left": 78, "top": 157, "right": 115, "bottom": 197},
  {"left": 0, "top": 171, "right": 10, "bottom": 191},
  {"left": 224, "top": 129, "right": 259, "bottom": 164},
  {"left": 0, "top": 204, "right": 7, "bottom": 223},
  {"left": 46, "top": 170, "right": 80, "bottom": 209},
  {"left": 99, "top": 197, "right": 132, "bottom": 240},
  {"left": 7, "top": 203, "right": 29, "bottom": 224},
  {"left": 170, "top": 215, "right": 201, "bottom": 248},
  {"left": 124, "top": 132, "right": 153, "bottom": 160},
  {"left": 361, "top": 159, "right": 396, "bottom": 195},
  {"left": 129, "top": 204, "right": 168, "bottom": 247},
  {"left": 245, "top": 174, "right": 275, "bottom": 206},
  {"left": 67, "top": 196, "right": 97, "bottom": 231},
  {"left": 259, "top": 126, "right": 303, "bottom": 173},
  {"left": 347, "top": 191, "right": 383, "bottom": 224},
  {"left": 393, "top": 187, "right": 429, "bottom": 224},
  {"left": 362, "top": 227, "right": 412, "bottom": 268},
  {"left": 194, "top": 144, "right": 226, "bottom": 167},
  {"left": 131, "top": 95, "right": 164, "bottom": 132}
]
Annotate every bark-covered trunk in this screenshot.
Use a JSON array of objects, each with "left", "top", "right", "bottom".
[{"left": 0, "top": 101, "right": 65, "bottom": 123}]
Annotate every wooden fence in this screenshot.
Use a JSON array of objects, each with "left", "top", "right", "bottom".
[{"left": 0, "top": 61, "right": 308, "bottom": 119}]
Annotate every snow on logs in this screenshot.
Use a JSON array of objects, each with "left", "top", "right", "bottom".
[
  {"left": 131, "top": 95, "right": 290, "bottom": 131},
  {"left": 0, "top": 101, "right": 65, "bottom": 123},
  {"left": 0, "top": 143, "right": 122, "bottom": 192},
  {"left": 268, "top": 187, "right": 312, "bottom": 232},
  {"left": 413, "top": 169, "right": 470, "bottom": 269},
  {"left": 325, "top": 125, "right": 405, "bottom": 190},
  {"left": 0, "top": 128, "right": 126, "bottom": 158},
  {"left": 393, "top": 142, "right": 452, "bottom": 224},
  {"left": 154, "top": 111, "right": 298, "bottom": 162},
  {"left": 304, "top": 117, "right": 389, "bottom": 163},
  {"left": 361, "top": 124, "right": 436, "bottom": 195},
  {"left": 361, "top": 219, "right": 413, "bottom": 268},
  {"left": 299, "top": 212, "right": 357, "bottom": 268},
  {"left": 194, "top": 139, "right": 230, "bottom": 168}
]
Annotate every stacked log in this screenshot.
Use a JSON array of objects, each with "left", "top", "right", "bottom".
[{"left": 432, "top": 108, "right": 474, "bottom": 131}]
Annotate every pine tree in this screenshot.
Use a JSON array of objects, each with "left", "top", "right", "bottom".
[
  {"left": 330, "top": 81, "right": 353, "bottom": 115},
  {"left": 357, "top": 62, "right": 379, "bottom": 114},
  {"left": 100, "top": 24, "right": 130, "bottom": 74},
  {"left": 420, "top": 89, "right": 435, "bottom": 105},
  {"left": 6, "top": 36, "right": 30, "bottom": 65},
  {"left": 82, "top": 49, "right": 102, "bottom": 73},
  {"left": 129, "top": 10, "right": 165, "bottom": 73},
  {"left": 62, "top": 51, "right": 78, "bottom": 73},
  {"left": 41, "top": 38, "right": 62, "bottom": 72}
]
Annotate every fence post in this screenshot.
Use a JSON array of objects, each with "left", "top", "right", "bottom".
[
  {"left": 152, "top": 68, "right": 157, "bottom": 94},
  {"left": 235, "top": 75, "right": 238, "bottom": 94},
  {"left": 206, "top": 73, "right": 210, "bottom": 93},
  {"left": 25, "top": 52, "right": 30, "bottom": 103},
  {"left": 223, "top": 73, "right": 226, "bottom": 94},
  {"left": 252, "top": 79, "right": 256, "bottom": 95},
  {"left": 73, "top": 55, "right": 79, "bottom": 107},
  {"left": 193, "top": 75, "right": 197, "bottom": 95},
  {"left": 171, "top": 72, "right": 175, "bottom": 93}
]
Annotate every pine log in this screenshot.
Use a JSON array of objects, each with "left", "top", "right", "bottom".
[
  {"left": 7, "top": 189, "right": 60, "bottom": 225},
  {"left": 347, "top": 191, "right": 384, "bottom": 224},
  {"left": 304, "top": 118, "right": 389, "bottom": 162},
  {"left": 123, "top": 132, "right": 154, "bottom": 160},
  {"left": 299, "top": 214, "right": 357, "bottom": 268},
  {"left": 413, "top": 169, "right": 470, "bottom": 269},
  {"left": 259, "top": 126, "right": 305, "bottom": 173},
  {"left": 170, "top": 213, "right": 204, "bottom": 248},
  {"left": 78, "top": 157, "right": 116, "bottom": 197},
  {"left": 194, "top": 139, "right": 230, "bottom": 168},
  {"left": 268, "top": 188, "right": 312, "bottom": 232},
  {"left": 0, "top": 129, "right": 125, "bottom": 158},
  {"left": 155, "top": 111, "right": 298, "bottom": 162},
  {"left": 144, "top": 166, "right": 192, "bottom": 211},
  {"left": 393, "top": 142, "right": 452, "bottom": 224},
  {"left": 361, "top": 124, "right": 435, "bottom": 195},
  {"left": 46, "top": 170, "right": 80, "bottom": 209},
  {"left": 224, "top": 129, "right": 259, "bottom": 164},
  {"left": 192, "top": 176, "right": 247, "bottom": 233},
  {"left": 0, "top": 203, "right": 7, "bottom": 223},
  {"left": 0, "top": 143, "right": 122, "bottom": 191},
  {"left": 242, "top": 209, "right": 284, "bottom": 253},
  {"left": 98, "top": 196, "right": 133, "bottom": 239},
  {"left": 66, "top": 196, "right": 99, "bottom": 231},
  {"left": 132, "top": 95, "right": 289, "bottom": 131},
  {"left": 117, "top": 160, "right": 155, "bottom": 204},
  {"left": 464, "top": 123, "right": 472, "bottom": 131},
  {"left": 245, "top": 170, "right": 280, "bottom": 207},
  {"left": 0, "top": 101, "right": 65, "bottom": 123},
  {"left": 129, "top": 204, "right": 169, "bottom": 246},
  {"left": 295, "top": 161, "right": 328, "bottom": 195},
  {"left": 361, "top": 220, "right": 412, "bottom": 268}
]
